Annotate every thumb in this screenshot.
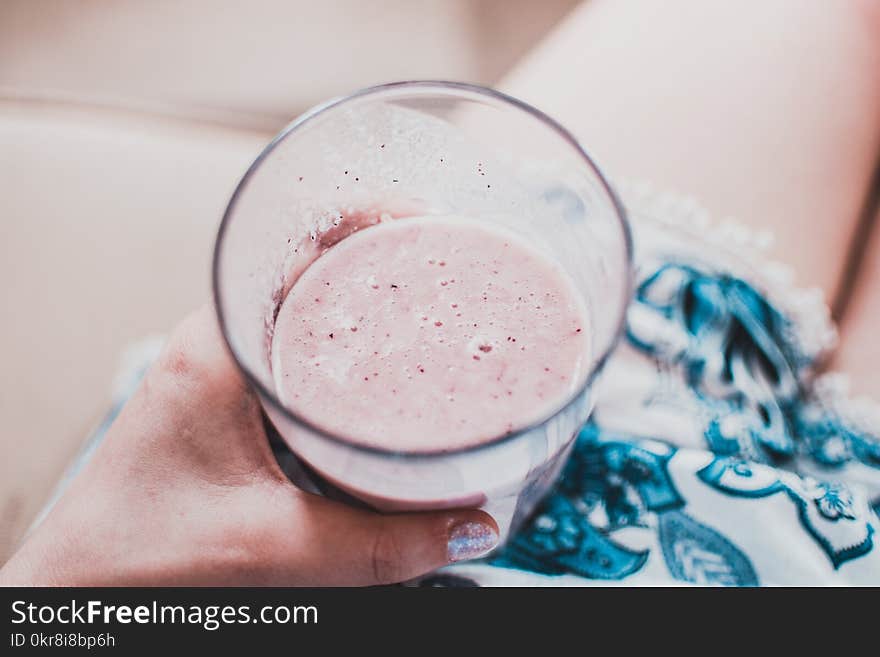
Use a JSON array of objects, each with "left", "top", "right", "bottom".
[{"left": 293, "top": 496, "right": 500, "bottom": 586}]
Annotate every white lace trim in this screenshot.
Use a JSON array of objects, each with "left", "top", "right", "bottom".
[
  {"left": 617, "top": 180, "right": 838, "bottom": 368},
  {"left": 809, "top": 373, "right": 880, "bottom": 436}
]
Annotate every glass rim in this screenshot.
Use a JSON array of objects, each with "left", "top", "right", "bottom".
[{"left": 212, "top": 80, "right": 634, "bottom": 461}]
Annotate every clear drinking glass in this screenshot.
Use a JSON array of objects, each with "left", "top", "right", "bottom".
[{"left": 213, "top": 81, "right": 632, "bottom": 539}]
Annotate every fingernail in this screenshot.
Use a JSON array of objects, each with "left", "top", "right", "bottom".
[{"left": 447, "top": 521, "right": 499, "bottom": 562}]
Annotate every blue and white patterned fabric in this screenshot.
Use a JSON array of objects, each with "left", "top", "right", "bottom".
[
  {"left": 422, "top": 184, "right": 880, "bottom": 587},
  {"left": 46, "top": 185, "right": 880, "bottom": 586}
]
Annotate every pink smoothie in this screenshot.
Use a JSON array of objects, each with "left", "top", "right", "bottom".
[{"left": 270, "top": 215, "right": 590, "bottom": 452}]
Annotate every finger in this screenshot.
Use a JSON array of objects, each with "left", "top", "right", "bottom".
[
  {"left": 157, "top": 302, "right": 245, "bottom": 387},
  {"left": 137, "top": 303, "right": 275, "bottom": 474},
  {"left": 289, "top": 495, "right": 500, "bottom": 586}
]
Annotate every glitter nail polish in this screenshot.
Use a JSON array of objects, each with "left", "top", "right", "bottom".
[{"left": 447, "top": 521, "right": 499, "bottom": 562}]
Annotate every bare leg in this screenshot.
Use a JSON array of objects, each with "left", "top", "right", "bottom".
[
  {"left": 834, "top": 203, "right": 880, "bottom": 398},
  {"left": 499, "top": 0, "right": 880, "bottom": 303}
]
